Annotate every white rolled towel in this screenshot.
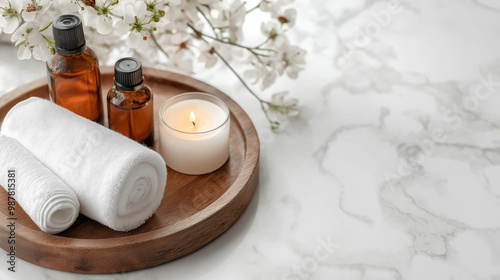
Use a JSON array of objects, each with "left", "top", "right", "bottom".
[
  {"left": 0, "top": 135, "right": 80, "bottom": 234},
  {"left": 1, "top": 97, "right": 167, "bottom": 231}
]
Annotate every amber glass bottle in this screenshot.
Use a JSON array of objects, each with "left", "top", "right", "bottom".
[
  {"left": 47, "top": 14, "right": 103, "bottom": 124},
  {"left": 107, "top": 57, "right": 154, "bottom": 147}
]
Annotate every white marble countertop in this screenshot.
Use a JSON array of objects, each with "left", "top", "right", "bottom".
[{"left": 1, "top": 0, "right": 500, "bottom": 279}]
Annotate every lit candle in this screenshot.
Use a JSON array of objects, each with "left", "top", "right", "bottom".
[{"left": 158, "top": 92, "right": 230, "bottom": 175}]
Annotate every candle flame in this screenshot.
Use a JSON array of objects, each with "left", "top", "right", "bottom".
[{"left": 190, "top": 111, "right": 196, "bottom": 126}]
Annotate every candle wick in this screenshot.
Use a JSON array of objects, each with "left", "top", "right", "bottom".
[{"left": 192, "top": 121, "right": 196, "bottom": 127}]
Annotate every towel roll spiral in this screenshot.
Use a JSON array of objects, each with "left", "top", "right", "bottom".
[
  {"left": 0, "top": 135, "right": 80, "bottom": 234},
  {"left": 1, "top": 97, "right": 167, "bottom": 231}
]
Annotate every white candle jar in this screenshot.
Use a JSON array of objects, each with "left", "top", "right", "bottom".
[{"left": 159, "top": 92, "right": 230, "bottom": 175}]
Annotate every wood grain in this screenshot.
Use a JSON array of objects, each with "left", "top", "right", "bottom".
[{"left": 0, "top": 67, "right": 260, "bottom": 273}]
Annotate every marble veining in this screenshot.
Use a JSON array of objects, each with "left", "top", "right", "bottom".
[{"left": 1, "top": 0, "right": 500, "bottom": 279}]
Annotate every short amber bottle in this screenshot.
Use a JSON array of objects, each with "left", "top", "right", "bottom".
[
  {"left": 107, "top": 57, "right": 154, "bottom": 147},
  {"left": 47, "top": 14, "right": 103, "bottom": 124}
]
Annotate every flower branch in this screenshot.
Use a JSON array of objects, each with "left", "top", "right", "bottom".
[
  {"left": 187, "top": 22, "right": 298, "bottom": 130},
  {"left": 0, "top": 0, "right": 305, "bottom": 130}
]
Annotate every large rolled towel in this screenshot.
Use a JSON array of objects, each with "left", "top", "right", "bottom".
[
  {"left": 1, "top": 97, "right": 167, "bottom": 231},
  {"left": 0, "top": 135, "right": 80, "bottom": 234}
]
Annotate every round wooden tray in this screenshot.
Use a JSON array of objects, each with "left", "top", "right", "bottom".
[{"left": 0, "top": 67, "right": 259, "bottom": 273}]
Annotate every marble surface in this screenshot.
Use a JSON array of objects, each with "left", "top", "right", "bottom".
[{"left": 1, "top": 0, "right": 500, "bottom": 279}]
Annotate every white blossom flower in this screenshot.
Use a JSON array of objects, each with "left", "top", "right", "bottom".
[
  {"left": 262, "top": 68, "right": 277, "bottom": 90},
  {"left": 268, "top": 41, "right": 306, "bottom": 78},
  {"left": 0, "top": 0, "right": 23, "bottom": 34},
  {"left": 11, "top": 21, "right": 50, "bottom": 60},
  {"left": 278, "top": 8, "right": 297, "bottom": 27},
  {"left": 244, "top": 60, "right": 276, "bottom": 90},
  {"left": 261, "top": 21, "right": 286, "bottom": 47},
  {"left": 80, "top": 0, "right": 120, "bottom": 35},
  {"left": 244, "top": 39, "right": 306, "bottom": 89},
  {"left": 211, "top": 0, "right": 246, "bottom": 43},
  {"left": 198, "top": 41, "right": 220, "bottom": 68},
  {"left": 156, "top": 4, "right": 183, "bottom": 33},
  {"left": 144, "top": 0, "right": 170, "bottom": 29},
  {"left": 270, "top": 91, "right": 299, "bottom": 118},
  {"left": 114, "top": 1, "right": 154, "bottom": 49},
  {"left": 280, "top": 44, "right": 306, "bottom": 79},
  {"left": 264, "top": 91, "right": 299, "bottom": 130},
  {"left": 155, "top": 31, "right": 194, "bottom": 73},
  {"left": 21, "top": 0, "right": 52, "bottom": 22},
  {"left": 270, "top": 91, "right": 298, "bottom": 116}
]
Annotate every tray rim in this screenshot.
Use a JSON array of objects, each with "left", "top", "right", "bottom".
[{"left": 0, "top": 67, "right": 260, "bottom": 271}]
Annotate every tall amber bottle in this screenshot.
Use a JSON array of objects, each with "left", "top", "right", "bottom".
[
  {"left": 107, "top": 57, "right": 154, "bottom": 147},
  {"left": 47, "top": 14, "right": 103, "bottom": 124}
]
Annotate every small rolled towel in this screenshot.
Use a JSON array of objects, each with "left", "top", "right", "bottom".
[
  {"left": 0, "top": 135, "right": 80, "bottom": 234},
  {"left": 1, "top": 97, "right": 167, "bottom": 231}
]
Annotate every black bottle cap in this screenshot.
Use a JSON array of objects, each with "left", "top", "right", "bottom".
[
  {"left": 52, "top": 14, "right": 86, "bottom": 55},
  {"left": 114, "top": 57, "right": 144, "bottom": 91}
]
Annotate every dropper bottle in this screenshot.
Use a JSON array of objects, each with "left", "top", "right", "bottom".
[
  {"left": 107, "top": 57, "right": 154, "bottom": 147},
  {"left": 47, "top": 14, "right": 103, "bottom": 124}
]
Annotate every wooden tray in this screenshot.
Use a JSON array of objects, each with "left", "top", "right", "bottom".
[{"left": 0, "top": 67, "right": 260, "bottom": 273}]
